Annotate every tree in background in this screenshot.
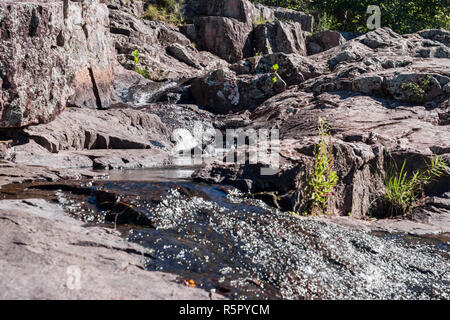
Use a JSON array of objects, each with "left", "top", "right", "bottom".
[{"left": 251, "top": 0, "right": 449, "bottom": 34}]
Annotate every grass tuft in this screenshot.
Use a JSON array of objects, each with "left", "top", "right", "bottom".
[
  {"left": 382, "top": 155, "right": 449, "bottom": 216},
  {"left": 253, "top": 14, "right": 269, "bottom": 26},
  {"left": 142, "top": 0, "right": 184, "bottom": 25}
]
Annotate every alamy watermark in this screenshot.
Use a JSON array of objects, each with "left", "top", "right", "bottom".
[
  {"left": 172, "top": 122, "right": 280, "bottom": 176},
  {"left": 66, "top": 265, "right": 81, "bottom": 290},
  {"left": 170, "top": 6, "right": 382, "bottom": 176},
  {"left": 367, "top": 5, "right": 381, "bottom": 30}
]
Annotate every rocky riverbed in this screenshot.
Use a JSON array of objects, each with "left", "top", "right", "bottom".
[
  {"left": 1, "top": 170, "right": 449, "bottom": 299},
  {"left": 0, "top": 0, "right": 449, "bottom": 299}
]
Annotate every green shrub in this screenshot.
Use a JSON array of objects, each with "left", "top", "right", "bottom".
[
  {"left": 143, "top": 5, "right": 161, "bottom": 21},
  {"left": 315, "top": 12, "right": 339, "bottom": 32},
  {"left": 131, "top": 49, "right": 151, "bottom": 79},
  {"left": 156, "top": 0, "right": 179, "bottom": 12},
  {"left": 382, "top": 155, "right": 449, "bottom": 216},
  {"left": 307, "top": 118, "right": 338, "bottom": 213},
  {"left": 400, "top": 75, "right": 432, "bottom": 102},
  {"left": 135, "top": 67, "right": 151, "bottom": 79},
  {"left": 142, "top": 0, "right": 184, "bottom": 25}
]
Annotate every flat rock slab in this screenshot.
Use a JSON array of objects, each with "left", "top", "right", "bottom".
[
  {"left": 23, "top": 108, "right": 171, "bottom": 153},
  {"left": 318, "top": 213, "right": 450, "bottom": 236},
  {"left": 0, "top": 161, "right": 103, "bottom": 187},
  {"left": 7, "top": 141, "right": 172, "bottom": 170},
  {"left": 0, "top": 199, "right": 224, "bottom": 299}
]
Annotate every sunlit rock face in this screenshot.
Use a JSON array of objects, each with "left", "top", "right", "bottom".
[
  {"left": 184, "top": 0, "right": 312, "bottom": 63},
  {"left": 0, "top": 0, "right": 117, "bottom": 128}
]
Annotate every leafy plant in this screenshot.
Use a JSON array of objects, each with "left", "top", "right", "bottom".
[
  {"left": 400, "top": 75, "right": 432, "bottom": 102},
  {"left": 307, "top": 117, "right": 338, "bottom": 213},
  {"left": 272, "top": 64, "right": 279, "bottom": 83},
  {"left": 132, "top": 49, "right": 140, "bottom": 67},
  {"left": 382, "top": 155, "right": 449, "bottom": 216},
  {"left": 131, "top": 49, "right": 150, "bottom": 78}
]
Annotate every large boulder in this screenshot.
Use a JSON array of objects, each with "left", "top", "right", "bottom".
[
  {"left": 194, "top": 138, "right": 385, "bottom": 217},
  {"left": 306, "top": 28, "right": 449, "bottom": 74},
  {"left": 22, "top": 107, "right": 171, "bottom": 153},
  {"left": 326, "top": 41, "right": 371, "bottom": 71},
  {"left": 417, "top": 29, "right": 450, "bottom": 46},
  {"left": 251, "top": 20, "right": 307, "bottom": 57},
  {"left": 195, "top": 0, "right": 256, "bottom": 24},
  {"left": 190, "top": 68, "right": 286, "bottom": 113},
  {"left": 303, "top": 57, "right": 450, "bottom": 104},
  {"left": 384, "top": 73, "right": 449, "bottom": 103},
  {"left": 300, "top": 27, "right": 450, "bottom": 102},
  {"left": 231, "top": 52, "right": 319, "bottom": 86},
  {"left": 166, "top": 43, "right": 201, "bottom": 69},
  {"left": 306, "top": 30, "right": 347, "bottom": 55},
  {"left": 194, "top": 89, "right": 450, "bottom": 216},
  {"left": 250, "top": 4, "right": 314, "bottom": 33},
  {"left": 194, "top": 16, "right": 253, "bottom": 63},
  {"left": 355, "top": 28, "right": 450, "bottom": 59},
  {"left": 358, "top": 27, "right": 404, "bottom": 49},
  {"left": 190, "top": 0, "right": 312, "bottom": 62},
  {"left": 104, "top": 0, "right": 146, "bottom": 16},
  {"left": 0, "top": 0, "right": 117, "bottom": 128},
  {"left": 186, "top": 0, "right": 314, "bottom": 32},
  {"left": 272, "top": 7, "right": 314, "bottom": 33}
]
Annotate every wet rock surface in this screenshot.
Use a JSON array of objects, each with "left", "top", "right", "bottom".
[
  {"left": 1, "top": 177, "right": 448, "bottom": 300},
  {"left": 0, "top": 197, "right": 223, "bottom": 299},
  {"left": 7, "top": 142, "right": 172, "bottom": 170},
  {"left": 0, "top": 0, "right": 449, "bottom": 300},
  {"left": 0, "top": 160, "right": 104, "bottom": 186}
]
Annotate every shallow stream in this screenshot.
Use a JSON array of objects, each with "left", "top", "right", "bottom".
[{"left": 1, "top": 167, "right": 448, "bottom": 299}]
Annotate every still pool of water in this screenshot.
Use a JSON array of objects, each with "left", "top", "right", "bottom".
[{"left": 100, "top": 166, "right": 197, "bottom": 182}]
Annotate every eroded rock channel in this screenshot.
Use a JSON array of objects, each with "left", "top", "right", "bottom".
[
  {"left": 0, "top": 0, "right": 449, "bottom": 300},
  {"left": 1, "top": 169, "right": 448, "bottom": 300}
]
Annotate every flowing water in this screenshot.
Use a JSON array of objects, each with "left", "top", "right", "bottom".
[
  {"left": 118, "top": 81, "right": 180, "bottom": 106},
  {"left": 1, "top": 167, "right": 448, "bottom": 300}
]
